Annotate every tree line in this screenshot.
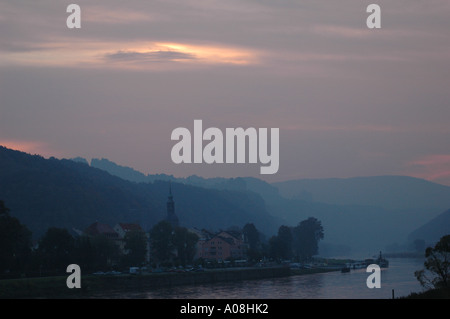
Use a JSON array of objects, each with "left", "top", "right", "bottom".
[
  {"left": 0, "top": 199, "right": 150, "bottom": 277},
  {"left": 4, "top": 197, "right": 449, "bottom": 293},
  {"left": 0, "top": 200, "right": 205, "bottom": 277},
  {"left": 246, "top": 217, "right": 325, "bottom": 263},
  {"left": 1, "top": 200, "right": 326, "bottom": 277}
]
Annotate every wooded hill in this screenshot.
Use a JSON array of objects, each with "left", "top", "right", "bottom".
[{"left": 0, "top": 146, "right": 280, "bottom": 239}]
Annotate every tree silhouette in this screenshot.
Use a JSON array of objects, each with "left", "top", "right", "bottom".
[
  {"left": 123, "top": 230, "right": 148, "bottom": 267},
  {"left": 268, "top": 225, "right": 293, "bottom": 260},
  {"left": 243, "top": 223, "right": 261, "bottom": 261},
  {"left": 173, "top": 227, "right": 199, "bottom": 266},
  {"left": 0, "top": 200, "right": 32, "bottom": 274},
  {"left": 37, "top": 227, "right": 75, "bottom": 272},
  {"left": 415, "top": 235, "right": 450, "bottom": 289},
  {"left": 149, "top": 221, "right": 175, "bottom": 264},
  {"left": 292, "top": 217, "right": 324, "bottom": 261}
]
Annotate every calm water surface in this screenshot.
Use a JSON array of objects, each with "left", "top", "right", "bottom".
[{"left": 95, "top": 258, "right": 426, "bottom": 299}]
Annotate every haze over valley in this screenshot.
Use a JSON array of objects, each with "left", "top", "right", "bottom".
[{"left": 2, "top": 146, "right": 449, "bottom": 258}]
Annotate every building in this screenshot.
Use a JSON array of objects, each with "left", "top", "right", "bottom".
[
  {"left": 84, "top": 222, "right": 119, "bottom": 240},
  {"left": 114, "top": 223, "right": 144, "bottom": 238},
  {"left": 196, "top": 230, "right": 247, "bottom": 261},
  {"left": 166, "top": 184, "right": 179, "bottom": 228},
  {"left": 84, "top": 222, "right": 150, "bottom": 265},
  {"left": 83, "top": 222, "right": 121, "bottom": 266}
]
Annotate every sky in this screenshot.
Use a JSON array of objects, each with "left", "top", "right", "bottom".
[{"left": 1, "top": 0, "right": 450, "bottom": 185}]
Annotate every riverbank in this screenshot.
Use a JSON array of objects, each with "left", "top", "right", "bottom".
[
  {"left": 1, "top": 266, "right": 337, "bottom": 299},
  {"left": 401, "top": 287, "right": 450, "bottom": 299},
  {"left": 384, "top": 252, "right": 424, "bottom": 258}
]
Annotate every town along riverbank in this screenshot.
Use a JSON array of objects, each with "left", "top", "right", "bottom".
[{"left": 0, "top": 266, "right": 338, "bottom": 299}]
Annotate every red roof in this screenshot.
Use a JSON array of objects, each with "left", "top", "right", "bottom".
[{"left": 84, "top": 222, "right": 118, "bottom": 237}]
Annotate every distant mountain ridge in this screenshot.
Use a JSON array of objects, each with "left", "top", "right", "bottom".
[
  {"left": 90, "top": 158, "right": 173, "bottom": 183},
  {"left": 87, "top": 157, "right": 252, "bottom": 189},
  {"left": 273, "top": 176, "right": 450, "bottom": 214},
  {"left": 0, "top": 146, "right": 280, "bottom": 239},
  {"left": 3, "top": 147, "right": 448, "bottom": 257},
  {"left": 408, "top": 209, "right": 450, "bottom": 244},
  {"left": 75, "top": 156, "right": 450, "bottom": 256},
  {"left": 82, "top": 156, "right": 450, "bottom": 215}
]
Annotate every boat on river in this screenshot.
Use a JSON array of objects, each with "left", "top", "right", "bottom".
[
  {"left": 365, "top": 251, "right": 389, "bottom": 268},
  {"left": 341, "top": 251, "right": 389, "bottom": 273},
  {"left": 340, "top": 266, "right": 351, "bottom": 273}
]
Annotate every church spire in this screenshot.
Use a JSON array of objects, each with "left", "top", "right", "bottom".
[{"left": 166, "top": 183, "right": 179, "bottom": 228}]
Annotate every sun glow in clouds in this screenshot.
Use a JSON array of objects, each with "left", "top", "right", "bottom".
[
  {"left": 103, "top": 42, "right": 258, "bottom": 69},
  {"left": 0, "top": 40, "right": 258, "bottom": 69},
  {"left": 405, "top": 154, "right": 450, "bottom": 185},
  {"left": 0, "top": 139, "right": 62, "bottom": 158},
  {"left": 156, "top": 42, "right": 256, "bottom": 65}
]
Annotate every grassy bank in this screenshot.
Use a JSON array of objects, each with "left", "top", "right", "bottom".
[{"left": 0, "top": 275, "right": 76, "bottom": 299}]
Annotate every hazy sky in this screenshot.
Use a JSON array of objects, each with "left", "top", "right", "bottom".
[{"left": 1, "top": 0, "right": 450, "bottom": 184}]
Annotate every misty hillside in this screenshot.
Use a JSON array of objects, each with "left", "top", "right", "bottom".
[
  {"left": 88, "top": 157, "right": 251, "bottom": 191},
  {"left": 187, "top": 175, "right": 449, "bottom": 255},
  {"left": 0, "top": 146, "right": 280, "bottom": 239},
  {"left": 273, "top": 176, "right": 450, "bottom": 214},
  {"left": 81, "top": 157, "right": 450, "bottom": 256},
  {"left": 87, "top": 156, "right": 450, "bottom": 221},
  {"left": 408, "top": 209, "right": 450, "bottom": 245},
  {"left": 89, "top": 158, "right": 174, "bottom": 183}
]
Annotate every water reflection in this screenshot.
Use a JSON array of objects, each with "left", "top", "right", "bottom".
[{"left": 91, "top": 258, "right": 425, "bottom": 299}]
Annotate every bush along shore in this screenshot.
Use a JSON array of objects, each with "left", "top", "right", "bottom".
[
  {"left": 400, "top": 287, "right": 450, "bottom": 299},
  {"left": 0, "top": 265, "right": 342, "bottom": 299}
]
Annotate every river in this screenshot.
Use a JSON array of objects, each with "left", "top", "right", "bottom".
[{"left": 93, "top": 258, "right": 426, "bottom": 299}]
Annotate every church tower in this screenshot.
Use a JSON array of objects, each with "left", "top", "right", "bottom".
[{"left": 166, "top": 184, "right": 179, "bottom": 228}]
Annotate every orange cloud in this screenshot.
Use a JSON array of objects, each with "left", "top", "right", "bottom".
[
  {"left": 0, "top": 40, "right": 259, "bottom": 69},
  {"left": 404, "top": 154, "right": 450, "bottom": 186},
  {"left": 156, "top": 42, "right": 257, "bottom": 65}
]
